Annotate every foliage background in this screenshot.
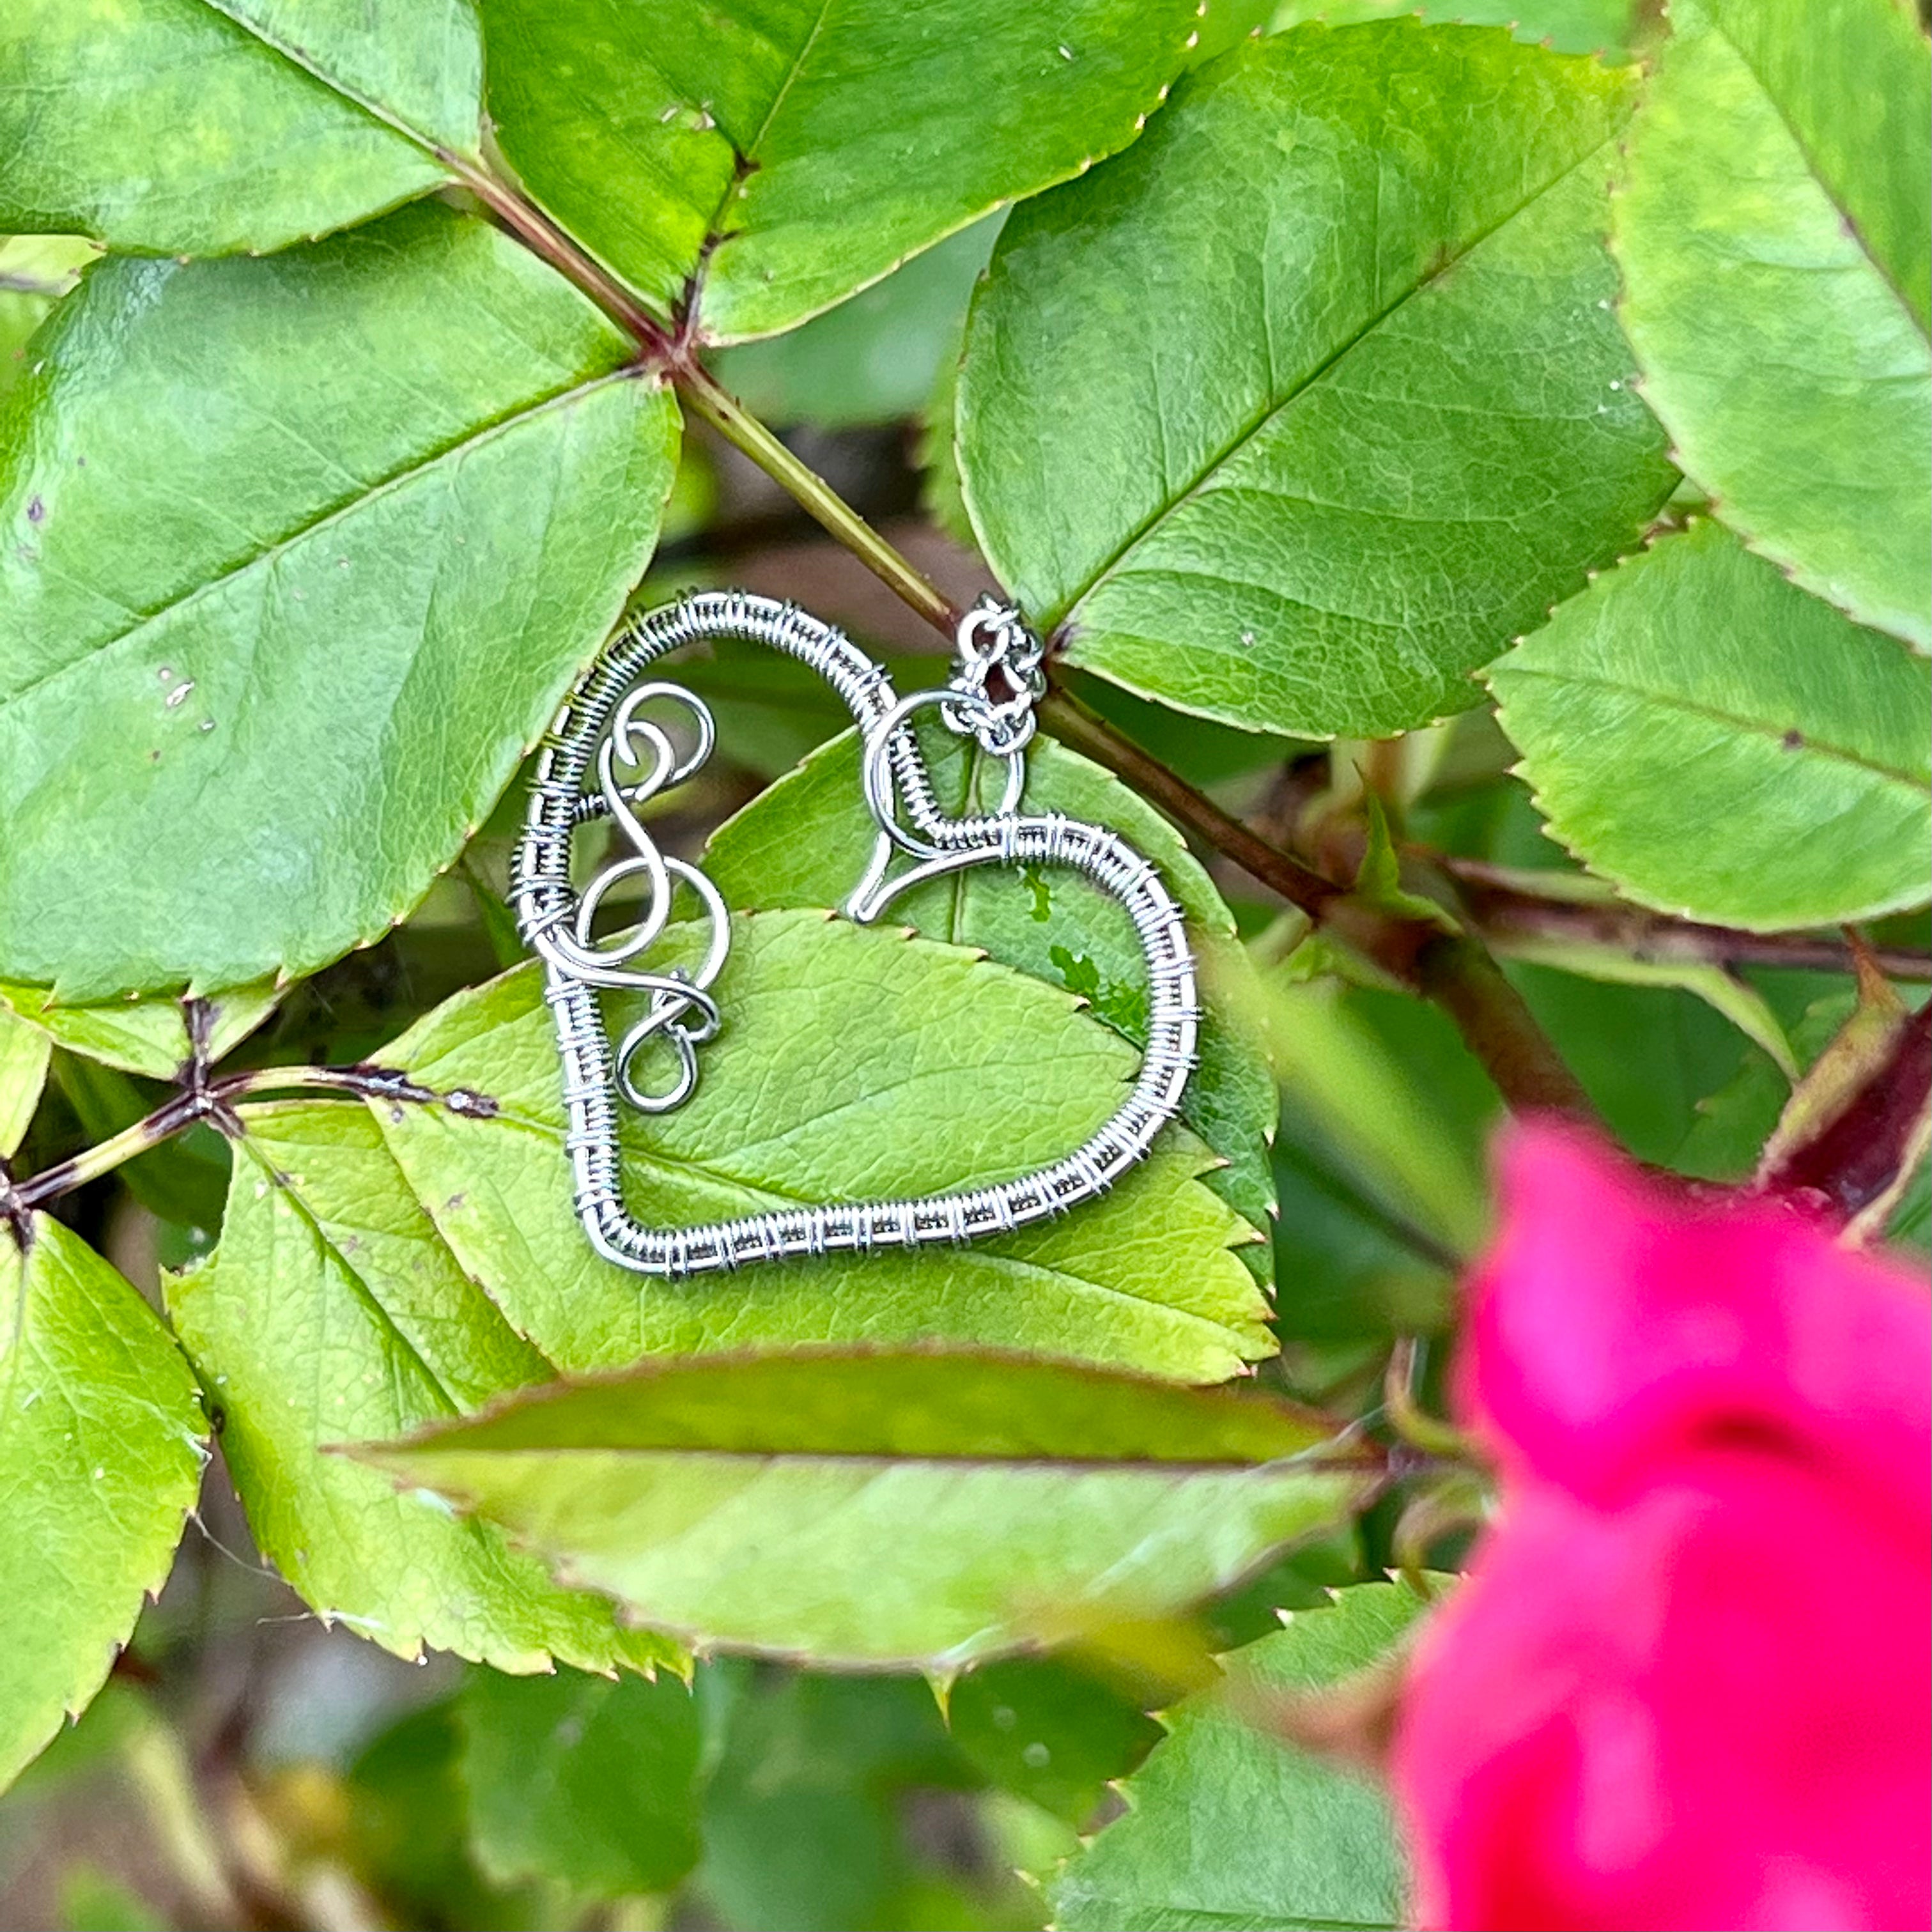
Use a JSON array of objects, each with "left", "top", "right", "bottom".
[{"left": 0, "top": 0, "right": 1926, "bottom": 1924}]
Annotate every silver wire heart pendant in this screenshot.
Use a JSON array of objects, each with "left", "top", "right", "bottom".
[{"left": 511, "top": 592, "right": 1198, "bottom": 1277}]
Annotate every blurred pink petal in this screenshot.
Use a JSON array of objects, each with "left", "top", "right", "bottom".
[{"left": 1393, "top": 1124, "right": 1931, "bottom": 1931}]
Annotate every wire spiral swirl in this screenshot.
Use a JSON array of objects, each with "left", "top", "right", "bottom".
[
  {"left": 521, "top": 680, "right": 730, "bottom": 1115},
  {"left": 511, "top": 591, "right": 1199, "bottom": 1279}
]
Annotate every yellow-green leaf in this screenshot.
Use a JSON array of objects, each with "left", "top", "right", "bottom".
[
  {"left": 166, "top": 1101, "right": 677, "bottom": 1675},
  {"left": 0, "top": 201, "right": 679, "bottom": 998},
  {"left": 358, "top": 1349, "right": 1363, "bottom": 1669},
  {"left": 1, "top": 1218, "right": 206, "bottom": 1791},
  {"left": 1614, "top": 0, "right": 1931, "bottom": 647},
  {"left": 0, "top": 0, "right": 481, "bottom": 254},
  {"left": 481, "top": 0, "right": 1201, "bottom": 340},
  {"left": 1488, "top": 521, "right": 1931, "bottom": 930},
  {"left": 375, "top": 911, "right": 1271, "bottom": 1382},
  {"left": 959, "top": 23, "right": 1674, "bottom": 735}
]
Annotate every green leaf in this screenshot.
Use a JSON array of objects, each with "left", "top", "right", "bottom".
[
  {"left": 1264, "top": 974, "right": 1494, "bottom": 1264},
  {"left": 945, "top": 1655, "right": 1162, "bottom": 1828},
  {"left": 1352, "top": 797, "right": 1460, "bottom": 936},
  {"left": 711, "top": 219, "right": 1000, "bottom": 429},
  {"left": 479, "top": 0, "right": 1202, "bottom": 340},
  {"left": 1196, "top": 0, "right": 1280, "bottom": 60},
  {"left": 1675, "top": 990, "right": 1853, "bottom": 1182},
  {"left": 347, "top": 1700, "right": 555, "bottom": 1932},
  {"left": 958, "top": 22, "right": 1674, "bottom": 736},
  {"left": 690, "top": 1668, "right": 977, "bottom": 1932},
  {"left": 0, "top": 1217, "right": 206, "bottom": 1791},
  {"left": 1271, "top": 0, "right": 1639, "bottom": 59},
  {"left": 0, "top": 201, "right": 680, "bottom": 998},
  {"left": 1613, "top": 0, "right": 1931, "bottom": 648},
  {"left": 1271, "top": 1134, "right": 1458, "bottom": 1345},
  {"left": 460, "top": 1668, "right": 706, "bottom": 1896},
  {"left": 1506, "top": 957, "right": 1778, "bottom": 1165},
  {"left": 1048, "top": 1581, "right": 1425, "bottom": 1931},
  {"left": 375, "top": 910, "right": 1271, "bottom": 1382},
  {"left": 1485, "top": 935, "right": 1797, "bottom": 1078},
  {"left": 671, "top": 646, "right": 947, "bottom": 785},
  {"left": 164, "top": 1100, "right": 677, "bottom": 1675},
  {"left": 357, "top": 1349, "right": 1361, "bottom": 1669},
  {"left": 0, "top": 1000, "right": 49, "bottom": 1157},
  {"left": 705, "top": 729, "right": 1279, "bottom": 1267},
  {"left": 0, "top": 0, "right": 479, "bottom": 254},
  {"left": 0, "top": 236, "right": 94, "bottom": 399},
  {"left": 0, "top": 981, "right": 276, "bottom": 1080},
  {"left": 1488, "top": 520, "right": 1932, "bottom": 930}
]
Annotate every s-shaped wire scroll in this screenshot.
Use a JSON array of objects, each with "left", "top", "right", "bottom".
[{"left": 511, "top": 591, "right": 1200, "bottom": 1278}]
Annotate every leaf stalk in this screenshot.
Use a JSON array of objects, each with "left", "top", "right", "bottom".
[
  {"left": 4, "top": 1065, "right": 473, "bottom": 1218},
  {"left": 676, "top": 362, "right": 961, "bottom": 633}
]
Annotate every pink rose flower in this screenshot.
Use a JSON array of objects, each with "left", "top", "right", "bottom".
[{"left": 1392, "top": 1124, "right": 1931, "bottom": 1931}]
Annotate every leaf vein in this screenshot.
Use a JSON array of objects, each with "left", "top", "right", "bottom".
[{"left": 1061, "top": 129, "right": 1628, "bottom": 623}]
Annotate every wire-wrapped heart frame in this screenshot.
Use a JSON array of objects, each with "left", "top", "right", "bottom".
[{"left": 511, "top": 591, "right": 1200, "bottom": 1276}]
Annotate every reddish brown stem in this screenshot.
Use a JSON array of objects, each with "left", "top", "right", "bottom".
[
  {"left": 1040, "top": 686, "right": 1596, "bottom": 1120},
  {"left": 1445, "top": 862, "right": 1932, "bottom": 983}
]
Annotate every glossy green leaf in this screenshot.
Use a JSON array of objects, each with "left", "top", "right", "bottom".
[
  {"left": 1049, "top": 1581, "right": 1426, "bottom": 1931},
  {"left": 1614, "top": 0, "right": 1931, "bottom": 648},
  {"left": 0, "top": 201, "right": 680, "bottom": 999},
  {"left": 0, "top": 981, "right": 276, "bottom": 1080},
  {"left": 959, "top": 22, "right": 1674, "bottom": 736},
  {"left": 1198, "top": 0, "right": 1279, "bottom": 60},
  {"left": 711, "top": 219, "right": 999, "bottom": 429},
  {"left": 0, "top": 236, "right": 93, "bottom": 399},
  {"left": 1488, "top": 520, "right": 1932, "bottom": 929},
  {"left": 359, "top": 1349, "right": 1361, "bottom": 1669},
  {"left": 0, "top": 1217, "right": 206, "bottom": 1791},
  {"left": 0, "top": 1002, "right": 49, "bottom": 1157},
  {"left": 705, "top": 729, "right": 1279, "bottom": 1264},
  {"left": 375, "top": 910, "right": 1271, "bottom": 1382},
  {"left": 480, "top": 0, "right": 1201, "bottom": 340},
  {"left": 165, "top": 1100, "right": 677, "bottom": 1675},
  {"left": 460, "top": 1668, "right": 705, "bottom": 1896},
  {"left": 0, "top": 0, "right": 479, "bottom": 254}
]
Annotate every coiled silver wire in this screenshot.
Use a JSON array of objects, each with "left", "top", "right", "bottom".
[{"left": 511, "top": 590, "right": 1199, "bottom": 1278}]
